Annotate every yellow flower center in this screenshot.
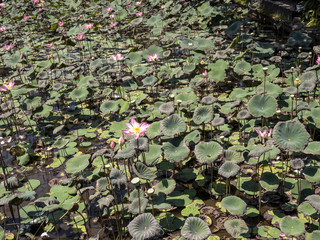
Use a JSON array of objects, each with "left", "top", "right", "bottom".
[
  {"left": 6, "top": 85, "right": 10, "bottom": 89},
  {"left": 132, "top": 126, "right": 141, "bottom": 134}
]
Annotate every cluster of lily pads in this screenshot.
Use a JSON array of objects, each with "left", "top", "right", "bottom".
[{"left": 0, "top": 0, "right": 320, "bottom": 239}]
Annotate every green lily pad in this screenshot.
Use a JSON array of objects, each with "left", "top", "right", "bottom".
[
  {"left": 280, "top": 216, "right": 305, "bottom": 236},
  {"left": 162, "top": 137, "right": 190, "bottom": 163},
  {"left": 248, "top": 95, "right": 277, "bottom": 118},
  {"left": 195, "top": 141, "right": 223, "bottom": 164},
  {"left": 221, "top": 196, "right": 247, "bottom": 215},
  {"left": 260, "top": 172, "right": 280, "bottom": 191},
  {"left": 65, "top": 154, "right": 90, "bottom": 174}
]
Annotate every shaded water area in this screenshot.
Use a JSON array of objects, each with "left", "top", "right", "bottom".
[{"left": 1, "top": 0, "right": 320, "bottom": 239}]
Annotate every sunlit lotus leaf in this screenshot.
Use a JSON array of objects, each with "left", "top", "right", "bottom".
[
  {"left": 303, "top": 167, "right": 320, "bottom": 184},
  {"left": 128, "top": 213, "right": 163, "bottom": 240},
  {"left": 298, "top": 201, "right": 317, "bottom": 216},
  {"left": 180, "top": 38, "right": 199, "bottom": 49},
  {"left": 221, "top": 196, "right": 246, "bottom": 215},
  {"left": 193, "top": 106, "right": 213, "bottom": 125},
  {"left": 211, "top": 114, "right": 225, "bottom": 127},
  {"left": 181, "top": 217, "right": 211, "bottom": 240},
  {"left": 23, "top": 96, "right": 41, "bottom": 110},
  {"left": 183, "top": 63, "right": 195, "bottom": 73},
  {"left": 160, "top": 114, "right": 186, "bottom": 136},
  {"left": 280, "top": 216, "right": 305, "bottom": 236},
  {"left": 257, "top": 226, "right": 281, "bottom": 239},
  {"left": 131, "top": 17, "right": 143, "bottom": 26},
  {"left": 159, "top": 102, "right": 175, "bottom": 115},
  {"left": 4, "top": 52, "right": 22, "bottom": 67},
  {"left": 133, "top": 162, "right": 156, "bottom": 181},
  {"left": 208, "top": 60, "right": 228, "bottom": 83},
  {"left": 304, "top": 141, "right": 320, "bottom": 154},
  {"left": 224, "top": 219, "right": 249, "bottom": 238},
  {"left": 287, "top": 31, "right": 312, "bottom": 47},
  {"left": 300, "top": 71, "right": 317, "bottom": 83},
  {"left": 195, "top": 37, "right": 215, "bottom": 51},
  {"left": 234, "top": 60, "right": 251, "bottom": 75},
  {"left": 174, "top": 91, "right": 198, "bottom": 106},
  {"left": 110, "top": 168, "right": 127, "bottom": 189},
  {"left": 307, "top": 230, "right": 320, "bottom": 240},
  {"left": 184, "top": 130, "right": 201, "bottom": 147},
  {"left": 146, "top": 14, "right": 162, "bottom": 26},
  {"left": 99, "top": 195, "right": 114, "bottom": 209},
  {"left": 133, "top": 66, "right": 149, "bottom": 76},
  {"left": 146, "top": 121, "right": 161, "bottom": 139},
  {"left": 260, "top": 172, "right": 280, "bottom": 191},
  {"left": 224, "top": 149, "right": 244, "bottom": 164},
  {"left": 70, "top": 87, "right": 89, "bottom": 101},
  {"left": 225, "top": 21, "right": 242, "bottom": 36},
  {"left": 144, "top": 144, "right": 162, "bottom": 166},
  {"left": 162, "top": 137, "right": 190, "bottom": 163},
  {"left": 142, "top": 76, "right": 158, "bottom": 87},
  {"left": 195, "top": 141, "right": 223, "bottom": 164},
  {"left": 248, "top": 95, "right": 277, "bottom": 118},
  {"left": 300, "top": 80, "right": 316, "bottom": 92},
  {"left": 125, "top": 51, "right": 142, "bottom": 67},
  {"left": 114, "top": 147, "right": 136, "bottom": 159},
  {"left": 128, "top": 197, "right": 149, "bottom": 215},
  {"left": 96, "top": 177, "right": 109, "bottom": 192},
  {"left": 150, "top": 0, "right": 160, "bottom": 6},
  {"left": 306, "top": 195, "right": 320, "bottom": 212},
  {"left": 154, "top": 178, "right": 176, "bottom": 195},
  {"left": 248, "top": 145, "right": 272, "bottom": 158},
  {"left": 53, "top": 138, "right": 69, "bottom": 149},
  {"left": 65, "top": 154, "right": 90, "bottom": 174},
  {"left": 218, "top": 162, "right": 240, "bottom": 179},
  {"left": 273, "top": 120, "right": 310, "bottom": 152},
  {"left": 256, "top": 82, "right": 282, "bottom": 98},
  {"left": 255, "top": 41, "right": 275, "bottom": 55}
]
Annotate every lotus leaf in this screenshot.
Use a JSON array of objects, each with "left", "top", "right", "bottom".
[
  {"left": 306, "top": 230, "right": 320, "bottom": 240},
  {"left": 257, "top": 226, "right": 281, "bottom": 239},
  {"left": 193, "top": 106, "right": 213, "bottom": 125},
  {"left": 162, "top": 137, "right": 190, "bottom": 163},
  {"left": 128, "top": 213, "right": 163, "bottom": 240},
  {"left": 224, "top": 219, "right": 249, "bottom": 238},
  {"left": 225, "top": 21, "right": 242, "bottom": 36},
  {"left": 218, "top": 162, "right": 240, "bottom": 179},
  {"left": 234, "top": 60, "right": 251, "bottom": 75},
  {"left": 160, "top": 114, "right": 187, "bottom": 136},
  {"left": 280, "top": 216, "right": 305, "bottom": 236},
  {"left": 159, "top": 102, "right": 175, "bottom": 115},
  {"left": 260, "top": 172, "right": 280, "bottom": 191},
  {"left": 154, "top": 179, "right": 176, "bottom": 195},
  {"left": 306, "top": 195, "right": 320, "bottom": 212},
  {"left": 221, "top": 196, "right": 246, "bottom": 215},
  {"left": 133, "top": 162, "right": 156, "bottom": 181},
  {"left": 273, "top": 120, "right": 310, "bottom": 152},
  {"left": 303, "top": 167, "right": 320, "bottom": 184},
  {"left": 128, "top": 197, "right": 149, "bottom": 214},
  {"left": 100, "top": 101, "right": 119, "bottom": 114},
  {"left": 181, "top": 217, "right": 211, "bottom": 240},
  {"left": 70, "top": 87, "right": 89, "bottom": 101},
  {"left": 298, "top": 201, "right": 317, "bottom": 216},
  {"left": 65, "top": 154, "right": 90, "bottom": 174},
  {"left": 248, "top": 95, "right": 277, "bottom": 118},
  {"left": 195, "top": 141, "right": 223, "bottom": 164},
  {"left": 184, "top": 130, "right": 201, "bottom": 147},
  {"left": 110, "top": 168, "right": 127, "bottom": 189}
]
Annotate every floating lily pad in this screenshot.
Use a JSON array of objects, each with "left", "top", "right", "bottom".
[
  {"left": 221, "top": 196, "right": 246, "bottom": 215},
  {"left": 65, "top": 154, "right": 90, "bottom": 174},
  {"left": 280, "top": 216, "right": 305, "bottom": 236},
  {"left": 248, "top": 95, "right": 277, "bottom": 118}
]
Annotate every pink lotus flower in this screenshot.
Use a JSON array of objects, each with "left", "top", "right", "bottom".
[
  {"left": 136, "top": 12, "right": 143, "bottom": 17},
  {"left": 2, "top": 43, "right": 13, "bottom": 51},
  {"left": 119, "top": 135, "right": 125, "bottom": 146},
  {"left": 136, "top": 1, "right": 141, "bottom": 5},
  {"left": 84, "top": 23, "right": 93, "bottom": 29},
  {"left": 0, "top": 3, "right": 5, "bottom": 7},
  {"left": 24, "top": 14, "right": 29, "bottom": 20},
  {"left": 33, "top": 0, "right": 39, "bottom": 3},
  {"left": 147, "top": 53, "right": 159, "bottom": 62},
  {"left": 47, "top": 42, "right": 54, "bottom": 47},
  {"left": 0, "top": 82, "right": 14, "bottom": 91},
  {"left": 0, "top": 26, "right": 6, "bottom": 31},
  {"left": 127, "top": 4, "right": 132, "bottom": 7},
  {"left": 109, "top": 14, "right": 115, "bottom": 19},
  {"left": 202, "top": 70, "right": 208, "bottom": 77},
  {"left": 106, "top": 7, "right": 113, "bottom": 12},
  {"left": 58, "top": 21, "right": 64, "bottom": 26},
  {"left": 316, "top": 56, "right": 320, "bottom": 65},
  {"left": 256, "top": 128, "right": 272, "bottom": 139},
  {"left": 111, "top": 53, "right": 124, "bottom": 61},
  {"left": 292, "top": 24, "right": 299, "bottom": 30},
  {"left": 122, "top": 118, "right": 150, "bottom": 139},
  {"left": 110, "top": 22, "right": 117, "bottom": 27},
  {"left": 279, "top": 233, "right": 286, "bottom": 238},
  {"left": 76, "top": 34, "right": 84, "bottom": 40}
]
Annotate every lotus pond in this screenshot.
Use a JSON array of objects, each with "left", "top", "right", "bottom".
[{"left": 1, "top": 0, "right": 320, "bottom": 239}]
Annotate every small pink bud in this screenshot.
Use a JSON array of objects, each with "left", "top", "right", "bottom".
[
  {"left": 110, "top": 140, "right": 115, "bottom": 149},
  {"left": 119, "top": 136, "right": 125, "bottom": 146}
]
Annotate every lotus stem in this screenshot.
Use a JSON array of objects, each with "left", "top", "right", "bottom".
[{"left": 258, "top": 183, "right": 262, "bottom": 215}]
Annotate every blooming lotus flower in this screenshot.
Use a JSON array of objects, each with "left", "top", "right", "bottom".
[
  {"left": 109, "top": 14, "right": 115, "bottom": 19},
  {"left": 58, "top": 21, "right": 64, "bottom": 26},
  {"left": 0, "top": 3, "right": 5, "bottom": 7},
  {"left": 111, "top": 53, "right": 124, "bottom": 61},
  {"left": 147, "top": 53, "right": 159, "bottom": 62},
  {"left": 47, "top": 42, "right": 54, "bottom": 47},
  {"left": 136, "top": 12, "right": 143, "bottom": 17},
  {"left": 0, "top": 26, "right": 6, "bottom": 31},
  {"left": 2, "top": 43, "right": 13, "bottom": 51},
  {"left": 110, "top": 22, "right": 117, "bottom": 27},
  {"left": 136, "top": 1, "right": 141, "bottom": 5},
  {"left": 122, "top": 118, "right": 150, "bottom": 139},
  {"left": 0, "top": 82, "right": 14, "bottom": 91},
  {"left": 202, "top": 70, "right": 208, "bottom": 77},
  {"left": 316, "top": 56, "right": 320, "bottom": 65},
  {"left": 256, "top": 128, "right": 272, "bottom": 139},
  {"left": 106, "top": 7, "right": 113, "bottom": 12},
  {"left": 24, "top": 14, "right": 29, "bottom": 20},
  {"left": 84, "top": 23, "right": 93, "bottom": 29},
  {"left": 76, "top": 34, "right": 84, "bottom": 40}
]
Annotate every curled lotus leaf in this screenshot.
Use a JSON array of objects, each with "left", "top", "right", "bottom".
[
  {"left": 248, "top": 95, "right": 277, "bottom": 118},
  {"left": 160, "top": 114, "right": 187, "bottom": 136},
  {"left": 218, "top": 161, "right": 240, "bottom": 179},
  {"left": 193, "top": 106, "right": 213, "bottom": 125},
  {"left": 195, "top": 141, "right": 223, "bottom": 164},
  {"left": 211, "top": 115, "right": 225, "bottom": 127},
  {"left": 181, "top": 217, "right": 211, "bottom": 240},
  {"left": 201, "top": 96, "right": 217, "bottom": 105},
  {"left": 154, "top": 178, "right": 176, "bottom": 195},
  {"left": 130, "top": 137, "right": 149, "bottom": 152},
  {"left": 110, "top": 168, "right": 127, "bottom": 189},
  {"left": 224, "top": 219, "right": 249, "bottom": 238},
  {"left": 260, "top": 172, "right": 280, "bottom": 191},
  {"left": 159, "top": 102, "right": 175, "bottom": 115},
  {"left": 128, "top": 213, "right": 164, "bottom": 240},
  {"left": 162, "top": 137, "right": 190, "bottom": 163},
  {"left": 133, "top": 162, "right": 156, "bottom": 181},
  {"left": 273, "top": 120, "right": 310, "bottom": 152},
  {"left": 290, "top": 158, "right": 305, "bottom": 170},
  {"left": 280, "top": 216, "right": 305, "bottom": 236},
  {"left": 221, "top": 196, "right": 247, "bottom": 215},
  {"left": 128, "top": 197, "right": 149, "bottom": 215},
  {"left": 303, "top": 167, "right": 320, "bottom": 184},
  {"left": 224, "top": 149, "right": 244, "bottom": 164},
  {"left": 306, "top": 195, "right": 320, "bottom": 212}
]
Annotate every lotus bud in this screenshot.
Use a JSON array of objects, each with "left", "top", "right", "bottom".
[
  {"left": 110, "top": 140, "right": 115, "bottom": 149},
  {"left": 119, "top": 135, "right": 125, "bottom": 146},
  {"left": 294, "top": 78, "right": 300, "bottom": 85}
]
